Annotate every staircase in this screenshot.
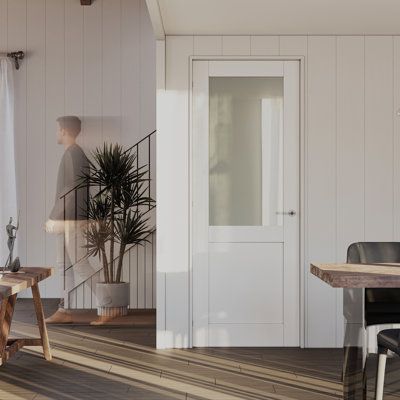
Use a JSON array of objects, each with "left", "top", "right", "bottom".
[{"left": 60, "top": 130, "right": 156, "bottom": 310}]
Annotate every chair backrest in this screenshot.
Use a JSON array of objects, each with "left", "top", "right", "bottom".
[{"left": 347, "top": 242, "right": 400, "bottom": 304}]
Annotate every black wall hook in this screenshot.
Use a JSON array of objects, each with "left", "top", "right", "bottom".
[{"left": 7, "top": 51, "right": 25, "bottom": 70}]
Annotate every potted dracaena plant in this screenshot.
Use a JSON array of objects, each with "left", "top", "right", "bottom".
[{"left": 81, "top": 143, "right": 154, "bottom": 318}]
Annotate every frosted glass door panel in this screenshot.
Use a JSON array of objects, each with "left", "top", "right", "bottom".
[{"left": 209, "top": 77, "right": 283, "bottom": 226}]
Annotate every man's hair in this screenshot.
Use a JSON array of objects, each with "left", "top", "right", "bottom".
[{"left": 57, "top": 116, "right": 81, "bottom": 138}]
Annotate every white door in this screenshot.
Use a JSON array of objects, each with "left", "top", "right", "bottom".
[{"left": 192, "top": 60, "right": 300, "bottom": 347}]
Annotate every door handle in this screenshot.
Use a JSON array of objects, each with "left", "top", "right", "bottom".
[{"left": 276, "top": 210, "right": 297, "bottom": 216}]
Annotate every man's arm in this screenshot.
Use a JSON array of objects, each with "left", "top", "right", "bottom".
[{"left": 48, "top": 151, "right": 76, "bottom": 221}]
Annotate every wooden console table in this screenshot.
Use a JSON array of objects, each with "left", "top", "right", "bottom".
[{"left": 0, "top": 267, "right": 53, "bottom": 365}]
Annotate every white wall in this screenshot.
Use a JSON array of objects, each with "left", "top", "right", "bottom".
[
  {"left": 0, "top": 0, "right": 155, "bottom": 298},
  {"left": 157, "top": 35, "right": 400, "bottom": 348}
]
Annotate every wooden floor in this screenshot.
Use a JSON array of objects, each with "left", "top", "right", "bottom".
[{"left": 0, "top": 299, "right": 398, "bottom": 399}]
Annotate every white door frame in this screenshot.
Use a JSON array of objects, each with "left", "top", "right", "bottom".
[{"left": 188, "top": 55, "right": 306, "bottom": 348}]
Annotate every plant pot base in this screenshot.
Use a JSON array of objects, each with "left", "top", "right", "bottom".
[{"left": 97, "top": 306, "right": 128, "bottom": 317}]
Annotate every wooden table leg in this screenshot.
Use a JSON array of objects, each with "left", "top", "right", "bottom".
[
  {"left": 0, "top": 294, "right": 17, "bottom": 366},
  {"left": 31, "top": 283, "right": 52, "bottom": 361}
]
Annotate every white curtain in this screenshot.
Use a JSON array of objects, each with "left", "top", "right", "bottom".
[{"left": 0, "top": 57, "right": 17, "bottom": 266}]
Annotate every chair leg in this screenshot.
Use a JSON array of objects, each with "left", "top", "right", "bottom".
[
  {"left": 375, "top": 347, "right": 388, "bottom": 400},
  {"left": 363, "top": 363, "right": 368, "bottom": 400}
]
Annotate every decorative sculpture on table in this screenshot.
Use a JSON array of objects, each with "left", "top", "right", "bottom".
[{"left": 3, "top": 216, "right": 20, "bottom": 273}]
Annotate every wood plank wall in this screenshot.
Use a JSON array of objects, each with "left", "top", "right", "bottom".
[
  {"left": 159, "top": 35, "right": 400, "bottom": 348},
  {"left": 0, "top": 0, "right": 156, "bottom": 298}
]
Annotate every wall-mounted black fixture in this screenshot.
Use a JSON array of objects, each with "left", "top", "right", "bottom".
[
  {"left": 81, "top": 0, "right": 93, "bottom": 5},
  {"left": 6, "top": 51, "right": 25, "bottom": 70}
]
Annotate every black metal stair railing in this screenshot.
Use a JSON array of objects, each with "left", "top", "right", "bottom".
[{"left": 59, "top": 130, "right": 156, "bottom": 309}]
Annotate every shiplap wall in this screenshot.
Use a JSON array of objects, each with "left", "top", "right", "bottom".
[
  {"left": 0, "top": 0, "right": 155, "bottom": 298},
  {"left": 157, "top": 35, "right": 400, "bottom": 348}
]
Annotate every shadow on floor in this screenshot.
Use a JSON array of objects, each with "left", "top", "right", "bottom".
[
  {"left": 12, "top": 298, "right": 400, "bottom": 399},
  {"left": 0, "top": 353, "right": 180, "bottom": 400},
  {"left": 14, "top": 298, "right": 156, "bottom": 348}
]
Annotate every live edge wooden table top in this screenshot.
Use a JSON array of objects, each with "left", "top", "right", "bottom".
[
  {"left": 0, "top": 267, "right": 54, "bottom": 365},
  {"left": 310, "top": 262, "right": 400, "bottom": 288}
]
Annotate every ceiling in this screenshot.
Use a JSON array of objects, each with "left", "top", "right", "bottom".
[{"left": 152, "top": 0, "right": 400, "bottom": 36}]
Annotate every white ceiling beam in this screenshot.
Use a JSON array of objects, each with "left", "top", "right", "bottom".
[
  {"left": 145, "top": 0, "right": 165, "bottom": 40},
  {"left": 156, "top": 0, "right": 400, "bottom": 36}
]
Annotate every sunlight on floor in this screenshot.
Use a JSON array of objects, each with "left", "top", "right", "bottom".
[{"left": 0, "top": 299, "right": 348, "bottom": 400}]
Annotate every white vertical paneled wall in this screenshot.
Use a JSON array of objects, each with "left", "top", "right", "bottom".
[
  {"left": 156, "top": 39, "right": 166, "bottom": 347},
  {"left": 365, "top": 37, "right": 394, "bottom": 241},
  {"left": 336, "top": 36, "right": 365, "bottom": 344},
  {"left": 395, "top": 38, "right": 400, "bottom": 241},
  {"left": 0, "top": 0, "right": 155, "bottom": 298},
  {"left": 307, "top": 36, "right": 337, "bottom": 347},
  {"left": 158, "top": 34, "right": 400, "bottom": 348},
  {"left": 162, "top": 36, "right": 193, "bottom": 348},
  {"left": 26, "top": 0, "right": 46, "bottom": 298}
]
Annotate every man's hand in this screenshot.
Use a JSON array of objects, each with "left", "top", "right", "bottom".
[
  {"left": 45, "top": 219, "right": 56, "bottom": 233},
  {"left": 45, "top": 219, "right": 64, "bottom": 233}
]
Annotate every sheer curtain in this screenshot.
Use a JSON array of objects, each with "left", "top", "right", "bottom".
[{"left": 0, "top": 57, "right": 17, "bottom": 265}]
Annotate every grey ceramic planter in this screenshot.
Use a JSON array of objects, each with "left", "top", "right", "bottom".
[{"left": 96, "top": 282, "right": 130, "bottom": 317}]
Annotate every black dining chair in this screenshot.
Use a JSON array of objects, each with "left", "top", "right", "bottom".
[
  {"left": 347, "top": 242, "right": 400, "bottom": 327},
  {"left": 375, "top": 329, "right": 400, "bottom": 400},
  {"left": 347, "top": 242, "right": 400, "bottom": 400}
]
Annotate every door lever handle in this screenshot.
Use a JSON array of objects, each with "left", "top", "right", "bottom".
[{"left": 276, "top": 210, "right": 296, "bottom": 216}]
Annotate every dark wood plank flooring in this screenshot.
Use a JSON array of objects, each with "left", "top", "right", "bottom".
[{"left": 0, "top": 299, "right": 397, "bottom": 399}]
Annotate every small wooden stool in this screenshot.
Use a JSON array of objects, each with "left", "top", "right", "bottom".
[{"left": 0, "top": 267, "right": 53, "bottom": 365}]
